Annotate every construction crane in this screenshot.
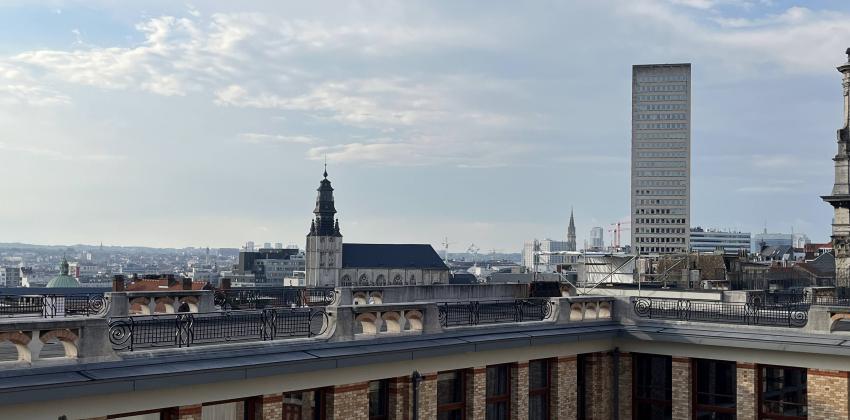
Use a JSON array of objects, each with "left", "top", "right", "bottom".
[
  {"left": 608, "top": 219, "right": 632, "bottom": 249},
  {"left": 441, "top": 237, "right": 455, "bottom": 263}
]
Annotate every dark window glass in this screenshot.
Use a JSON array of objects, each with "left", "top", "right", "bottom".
[
  {"left": 633, "top": 354, "right": 672, "bottom": 420},
  {"left": 486, "top": 365, "right": 510, "bottom": 420},
  {"left": 577, "top": 355, "right": 587, "bottom": 420},
  {"left": 528, "top": 359, "right": 551, "bottom": 420},
  {"left": 437, "top": 371, "right": 465, "bottom": 420},
  {"left": 693, "top": 359, "right": 736, "bottom": 419},
  {"left": 368, "top": 380, "right": 389, "bottom": 420},
  {"left": 759, "top": 365, "right": 807, "bottom": 419}
]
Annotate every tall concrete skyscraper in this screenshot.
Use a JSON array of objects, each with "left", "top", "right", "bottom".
[
  {"left": 631, "top": 63, "right": 691, "bottom": 254},
  {"left": 822, "top": 48, "right": 850, "bottom": 289}
]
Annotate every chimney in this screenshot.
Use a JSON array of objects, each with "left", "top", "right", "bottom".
[
  {"left": 221, "top": 278, "right": 232, "bottom": 290},
  {"left": 112, "top": 275, "right": 126, "bottom": 292},
  {"left": 182, "top": 277, "right": 193, "bottom": 290}
]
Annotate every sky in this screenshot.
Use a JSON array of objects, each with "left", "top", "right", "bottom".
[{"left": 0, "top": 0, "right": 849, "bottom": 252}]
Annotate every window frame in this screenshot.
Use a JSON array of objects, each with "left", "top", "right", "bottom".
[
  {"left": 437, "top": 370, "right": 466, "bottom": 419},
  {"left": 632, "top": 353, "right": 672, "bottom": 420},
  {"left": 757, "top": 364, "right": 807, "bottom": 420},
  {"left": 368, "top": 379, "right": 390, "bottom": 420},
  {"left": 528, "top": 358, "right": 552, "bottom": 420},
  {"left": 691, "top": 358, "right": 736, "bottom": 419},
  {"left": 485, "top": 364, "right": 512, "bottom": 420}
]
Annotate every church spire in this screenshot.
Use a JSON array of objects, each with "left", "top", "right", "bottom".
[
  {"left": 567, "top": 207, "right": 577, "bottom": 251},
  {"left": 309, "top": 165, "right": 340, "bottom": 237}
]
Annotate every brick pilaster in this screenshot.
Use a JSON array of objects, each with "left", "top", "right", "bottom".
[
  {"left": 511, "top": 362, "right": 530, "bottom": 420},
  {"left": 552, "top": 356, "right": 578, "bottom": 420},
  {"left": 808, "top": 369, "right": 850, "bottom": 420},
  {"left": 256, "top": 393, "right": 283, "bottom": 419},
  {"left": 736, "top": 362, "right": 757, "bottom": 420},
  {"left": 672, "top": 357, "right": 692, "bottom": 420},
  {"left": 389, "top": 377, "right": 411, "bottom": 420},
  {"left": 586, "top": 352, "right": 613, "bottom": 420},
  {"left": 417, "top": 373, "right": 438, "bottom": 420},
  {"left": 466, "top": 367, "right": 486, "bottom": 420},
  {"left": 618, "top": 352, "right": 633, "bottom": 420},
  {"left": 327, "top": 382, "right": 369, "bottom": 420},
  {"left": 177, "top": 404, "right": 202, "bottom": 420},
  {"left": 302, "top": 390, "right": 316, "bottom": 420}
]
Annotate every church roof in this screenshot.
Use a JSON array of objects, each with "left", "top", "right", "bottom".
[{"left": 342, "top": 243, "right": 448, "bottom": 269}]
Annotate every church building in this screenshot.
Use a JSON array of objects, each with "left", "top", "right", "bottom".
[{"left": 305, "top": 168, "right": 449, "bottom": 287}]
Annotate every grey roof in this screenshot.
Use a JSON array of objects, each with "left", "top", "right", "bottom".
[{"left": 342, "top": 243, "right": 448, "bottom": 269}]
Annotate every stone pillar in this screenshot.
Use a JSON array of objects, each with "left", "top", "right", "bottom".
[
  {"left": 176, "top": 404, "right": 202, "bottom": 420},
  {"left": 808, "top": 369, "right": 850, "bottom": 420},
  {"left": 256, "top": 393, "right": 283, "bottom": 419},
  {"left": 619, "top": 352, "right": 633, "bottom": 420},
  {"left": 511, "top": 362, "right": 530, "bottom": 420},
  {"left": 551, "top": 356, "right": 578, "bottom": 420},
  {"left": 671, "top": 357, "right": 692, "bottom": 420},
  {"left": 585, "top": 352, "right": 613, "bottom": 420},
  {"left": 327, "top": 382, "right": 369, "bottom": 420},
  {"left": 417, "top": 373, "right": 438, "bottom": 420},
  {"left": 736, "top": 362, "right": 757, "bottom": 420},
  {"left": 466, "top": 367, "right": 486, "bottom": 420},
  {"left": 389, "top": 377, "right": 411, "bottom": 420}
]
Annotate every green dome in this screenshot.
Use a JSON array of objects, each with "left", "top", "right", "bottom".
[{"left": 47, "top": 257, "right": 81, "bottom": 288}]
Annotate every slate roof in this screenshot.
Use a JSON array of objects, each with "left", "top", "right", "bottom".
[{"left": 341, "top": 243, "right": 448, "bottom": 269}]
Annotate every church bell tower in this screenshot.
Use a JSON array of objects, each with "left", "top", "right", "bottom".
[
  {"left": 822, "top": 48, "right": 850, "bottom": 290},
  {"left": 306, "top": 165, "right": 343, "bottom": 286}
]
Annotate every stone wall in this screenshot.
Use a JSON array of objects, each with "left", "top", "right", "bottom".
[
  {"left": 327, "top": 382, "right": 368, "bottom": 420},
  {"left": 551, "top": 356, "right": 578, "bottom": 420},
  {"left": 585, "top": 352, "right": 613, "bottom": 420},
  {"left": 511, "top": 362, "right": 529, "bottom": 420},
  {"left": 809, "top": 369, "right": 850, "bottom": 420},
  {"left": 736, "top": 362, "right": 757, "bottom": 420},
  {"left": 671, "top": 357, "right": 692, "bottom": 420}
]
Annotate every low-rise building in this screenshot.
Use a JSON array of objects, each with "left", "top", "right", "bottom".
[{"left": 690, "top": 227, "right": 751, "bottom": 254}]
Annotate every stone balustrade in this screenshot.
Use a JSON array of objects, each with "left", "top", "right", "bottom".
[
  {"left": 106, "top": 290, "right": 215, "bottom": 317},
  {"left": 0, "top": 317, "right": 113, "bottom": 363}
]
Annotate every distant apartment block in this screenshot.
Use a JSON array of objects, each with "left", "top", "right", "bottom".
[
  {"left": 631, "top": 63, "right": 691, "bottom": 254},
  {"left": 690, "top": 227, "right": 751, "bottom": 254},
  {"left": 522, "top": 239, "right": 576, "bottom": 272}
]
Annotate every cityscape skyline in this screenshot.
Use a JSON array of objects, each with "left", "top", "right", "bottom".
[{"left": 1, "top": 1, "right": 848, "bottom": 250}]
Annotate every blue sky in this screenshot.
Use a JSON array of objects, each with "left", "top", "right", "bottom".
[{"left": 0, "top": 0, "right": 848, "bottom": 251}]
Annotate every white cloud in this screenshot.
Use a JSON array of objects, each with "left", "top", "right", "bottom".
[
  {"left": 238, "top": 133, "right": 316, "bottom": 144},
  {"left": 0, "top": 142, "right": 125, "bottom": 161}
]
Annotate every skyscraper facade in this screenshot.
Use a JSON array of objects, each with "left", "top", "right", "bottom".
[
  {"left": 631, "top": 63, "right": 691, "bottom": 255},
  {"left": 589, "top": 227, "right": 604, "bottom": 249}
]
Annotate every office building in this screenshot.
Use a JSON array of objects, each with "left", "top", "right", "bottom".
[
  {"left": 589, "top": 227, "right": 604, "bottom": 249},
  {"left": 751, "top": 231, "right": 794, "bottom": 253},
  {"left": 521, "top": 239, "right": 575, "bottom": 272},
  {"left": 631, "top": 63, "right": 691, "bottom": 254},
  {"left": 690, "top": 227, "right": 751, "bottom": 254}
]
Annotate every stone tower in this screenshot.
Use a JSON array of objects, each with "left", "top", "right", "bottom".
[
  {"left": 822, "top": 48, "right": 850, "bottom": 290},
  {"left": 306, "top": 166, "right": 343, "bottom": 286},
  {"left": 567, "top": 208, "right": 577, "bottom": 251}
]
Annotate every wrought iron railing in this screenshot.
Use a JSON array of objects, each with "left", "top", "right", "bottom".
[
  {"left": 0, "top": 294, "right": 108, "bottom": 318},
  {"left": 438, "top": 299, "right": 553, "bottom": 328},
  {"left": 213, "top": 287, "right": 338, "bottom": 310},
  {"left": 632, "top": 297, "right": 808, "bottom": 328},
  {"left": 107, "top": 307, "right": 328, "bottom": 351}
]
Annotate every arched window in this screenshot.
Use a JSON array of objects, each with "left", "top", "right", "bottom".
[
  {"left": 375, "top": 274, "right": 386, "bottom": 286},
  {"left": 359, "top": 274, "right": 369, "bottom": 286},
  {"left": 340, "top": 275, "right": 352, "bottom": 287},
  {"left": 392, "top": 274, "right": 403, "bottom": 285}
]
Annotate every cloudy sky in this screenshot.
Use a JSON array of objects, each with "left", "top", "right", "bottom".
[{"left": 0, "top": 0, "right": 848, "bottom": 251}]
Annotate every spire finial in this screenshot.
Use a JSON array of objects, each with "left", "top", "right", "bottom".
[{"left": 323, "top": 155, "right": 328, "bottom": 178}]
